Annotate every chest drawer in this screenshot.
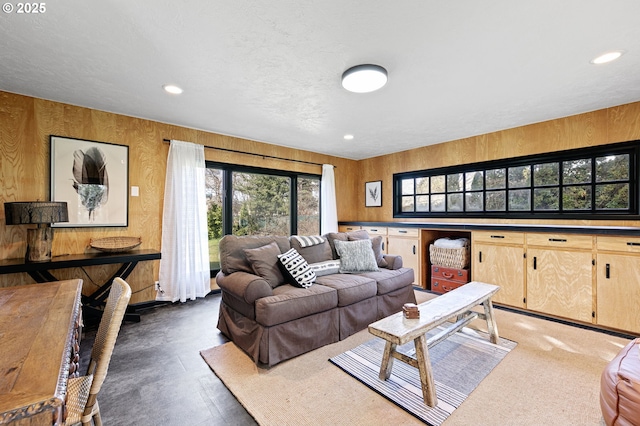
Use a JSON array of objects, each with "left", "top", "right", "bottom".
[
  {"left": 388, "top": 227, "right": 420, "bottom": 237},
  {"left": 596, "top": 236, "right": 640, "bottom": 253},
  {"left": 526, "top": 233, "right": 593, "bottom": 250},
  {"left": 430, "top": 278, "right": 467, "bottom": 294},
  {"left": 361, "top": 226, "right": 387, "bottom": 236},
  {"left": 473, "top": 231, "right": 524, "bottom": 245},
  {"left": 431, "top": 265, "right": 469, "bottom": 283},
  {"left": 338, "top": 225, "right": 361, "bottom": 232}
]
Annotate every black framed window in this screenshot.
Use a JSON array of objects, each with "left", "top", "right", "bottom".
[
  {"left": 394, "top": 140, "right": 639, "bottom": 219},
  {"left": 206, "top": 162, "right": 321, "bottom": 272}
]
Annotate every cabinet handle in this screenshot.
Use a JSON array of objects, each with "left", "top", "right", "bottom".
[
  {"left": 533, "top": 257, "right": 537, "bottom": 270},
  {"left": 398, "top": 230, "right": 408, "bottom": 234},
  {"left": 490, "top": 235, "right": 505, "bottom": 239},
  {"left": 413, "top": 245, "right": 416, "bottom": 255},
  {"left": 382, "top": 242, "right": 385, "bottom": 251},
  {"left": 605, "top": 263, "right": 610, "bottom": 279},
  {"left": 479, "top": 251, "right": 483, "bottom": 263},
  {"left": 548, "top": 238, "right": 567, "bottom": 243},
  {"left": 442, "top": 272, "right": 454, "bottom": 279},
  {"left": 627, "top": 242, "right": 640, "bottom": 246},
  {"left": 370, "top": 229, "right": 378, "bottom": 232}
]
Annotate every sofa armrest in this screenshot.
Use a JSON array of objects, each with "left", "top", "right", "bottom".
[
  {"left": 382, "top": 254, "right": 403, "bottom": 270},
  {"left": 216, "top": 270, "right": 273, "bottom": 304}
]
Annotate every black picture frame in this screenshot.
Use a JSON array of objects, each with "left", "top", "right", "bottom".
[
  {"left": 365, "top": 181, "right": 382, "bottom": 207},
  {"left": 50, "top": 135, "right": 129, "bottom": 227}
]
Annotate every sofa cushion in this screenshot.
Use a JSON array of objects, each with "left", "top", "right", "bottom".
[
  {"left": 278, "top": 248, "right": 316, "bottom": 288},
  {"left": 334, "top": 239, "right": 379, "bottom": 273},
  {"left": 348, "top": 233, "right": 388, "bottom": 268},
  {"left": 220, "top": 235, "right": 291, "bottom": 275},
  {"left": 243, "top": 241, "right": 285, "bottom": 288},
  {"left": 309, "top": 259, "right": 341, "bottom": 277},
  {"left": 357, "top": 267, "right": 415, "bottom": 295},
  {"left": 290, "top": 236, "right": 333, "bottom": 264},
  {"left": 255, "top": 284, "right": 338, "bottom": 326},
  {"left": 315, "top": 273, "right": 377, "bottom": 307}
]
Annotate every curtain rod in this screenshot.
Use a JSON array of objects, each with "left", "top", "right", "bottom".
[{"left": 162, "top": 138, "right": 330, "bottom": 168}]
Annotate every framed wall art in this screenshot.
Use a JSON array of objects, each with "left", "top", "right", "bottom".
[
  {"left": 365, "top": 180, "right": 382, "bottom": 207},
  {"left": 50, "top": 135, "right": 129, "bottom": 227}
]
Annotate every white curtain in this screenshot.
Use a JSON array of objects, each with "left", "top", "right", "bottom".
[
  {"left": 158, "top": 140, "right": 210, "bottom": 302},
  {"left": 320, "top": 164, "right": 338, "bottom": 234}
]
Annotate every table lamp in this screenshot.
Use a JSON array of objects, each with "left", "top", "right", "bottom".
[{"left": 4, "top": 201, "right": 69, "bottom": 262}]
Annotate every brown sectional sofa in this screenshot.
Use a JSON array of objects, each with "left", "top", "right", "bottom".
[{"left": 216, "top": 230, "right": 416, "bottom": 366}]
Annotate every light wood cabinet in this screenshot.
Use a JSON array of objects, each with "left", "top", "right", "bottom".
[
  {"left": 595, "top": 236, "right": 640, "bottom": 333},
  {"left": 386, "top": 227, "right": 422, "bottom": 287},
  {"left": 338, "top": 225, "right": 361, "bottom": 233},
  {"left": 472, "top": 231, "right": 525, "bottom": 308},
  {"left": 361, "top": 226, "right": 388, "bottom": 253},
  {"left": 340, "top": 222, "right": 640, "bottom": 334},
  {"left": 526, "top": 234, "right": 594, "bottom": 323}
]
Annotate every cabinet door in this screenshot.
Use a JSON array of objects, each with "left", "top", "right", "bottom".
[
  {"left": 527, "top": 248, "right": 593, "bottom": 322},
  {"left": 387, "top": 236, "right": 419, "bottom": 285},
  {"left": 472, "top": 243, "right": 525, "bottom": 308},
  {"left": 596, "top": 253, "right": 640, "bottom": 333}
]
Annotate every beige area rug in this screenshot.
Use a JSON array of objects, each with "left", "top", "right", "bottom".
[{"left": 200, "top": 291, "right": 632, "bottom": 425}]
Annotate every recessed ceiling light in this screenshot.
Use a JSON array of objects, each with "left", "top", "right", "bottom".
[
  {"left": 163, "top": 84, "right": 183, "bottom": 94},
  {"left": 344, "top": 134, "right": 354, "bottom": 140},
  {"left": 341, "top": 64, "right": 388, "bottom": 93},
  {"left": 590, "top": 50, "right": 625, "bottom": 65}
]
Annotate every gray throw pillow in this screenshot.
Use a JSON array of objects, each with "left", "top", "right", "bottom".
[
  {"left": 243, "top": 241, "right": 285, "bottom": 288},
  {"left": 334, "top": 239, "right": 379, "bottom": 273},
  {"left": 348, "top": 234, "right": 388, "bottom": 268}
]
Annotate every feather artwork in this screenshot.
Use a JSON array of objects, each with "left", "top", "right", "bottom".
[
  {"left": 72, "top": 147, "right": 109, "bottom": 221},
  {"left": 369, "top": 186, "right": 379, "bottom": 202}
]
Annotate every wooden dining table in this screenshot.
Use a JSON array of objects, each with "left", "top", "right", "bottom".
[{"left": 0, "top": 279, "right": 83, "bottom": 426}]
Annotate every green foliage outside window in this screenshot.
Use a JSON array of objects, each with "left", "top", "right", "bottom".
[{"left": 393, "top": 141, "right": 638, "bottom": 218}]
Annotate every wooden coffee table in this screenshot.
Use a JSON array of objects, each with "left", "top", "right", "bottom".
[{"left": 368, "top": 281, "right": 500, "bottom": 407}]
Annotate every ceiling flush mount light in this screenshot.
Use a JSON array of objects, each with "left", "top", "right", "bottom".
[
  {"left": 590, "top": 50, "right": 625, "bottom": 65},
  {"left": 163, "top": 84, "right": 183, "bottom": 94},
  {"left": 343, "top": 134, "right": 354, "bottom": 140},
  {"left": 341, "top": 64, "right": 388, "bottom": 93}
]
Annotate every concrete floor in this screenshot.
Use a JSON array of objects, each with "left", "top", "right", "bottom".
[{"left": 80, "top": 291, "right": 257, "bottom": 426}]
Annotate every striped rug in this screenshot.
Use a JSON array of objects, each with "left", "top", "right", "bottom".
[{"left": 329, "top": 327, "right": 517, "bottom": 425}]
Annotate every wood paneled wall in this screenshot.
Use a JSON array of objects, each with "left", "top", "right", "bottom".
[
  {"left": 2, "top": 90, "right": 640, "bottom": 302},
  {"left": 0, "top": 91, "right": 357, "bottom": 302},
  {"left": 358, "top": 102, "right": 640, "bottom": 227}
]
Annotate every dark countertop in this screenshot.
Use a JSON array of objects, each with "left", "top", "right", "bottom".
[{"left": 339, "top": 221, "right": 640, "bottom": 236}]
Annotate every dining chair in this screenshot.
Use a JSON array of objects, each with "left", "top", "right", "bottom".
[{"left": 65, "top": 277, "right": 132, "bottom": 425}]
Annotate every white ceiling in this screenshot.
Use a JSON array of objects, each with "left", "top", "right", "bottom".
[{"left": 1, "top": 1, "right": 640, "bottom": 160}]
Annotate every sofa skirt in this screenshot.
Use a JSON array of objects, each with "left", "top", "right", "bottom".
[
  {"left": 376, "top": 284, "right": 417, "bottom": 320},
  {"left": 218, "top": 300, "right": 340, "bottom": 366}
]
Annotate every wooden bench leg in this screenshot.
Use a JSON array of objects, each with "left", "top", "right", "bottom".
[
  {"left": 379, "top": 341, "right": 396, "bottom": 380},
  {"left": 482, "top": 298, "right": 500, "bottom": 344},
  {"left": 414, "top": 334, "right": 437, "bottom": 407}
]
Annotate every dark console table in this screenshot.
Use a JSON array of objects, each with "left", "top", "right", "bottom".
[{"left": 0, "top": 249, "right": 161, "bottom": 323}]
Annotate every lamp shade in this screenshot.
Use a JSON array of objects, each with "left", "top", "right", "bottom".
[
  {"left": 4, "top": 202, "right": 69, "bottom": 225},
  {"left": 341, "top": 64, "right": 388, "bottom": 93}
]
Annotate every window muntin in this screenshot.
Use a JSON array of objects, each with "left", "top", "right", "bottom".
[
  {"left": 205, "top": 163, "right": 320, "bottom": 271},
  {"left": 393, "top": 141, "right": 638, "bottom": 219}
]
